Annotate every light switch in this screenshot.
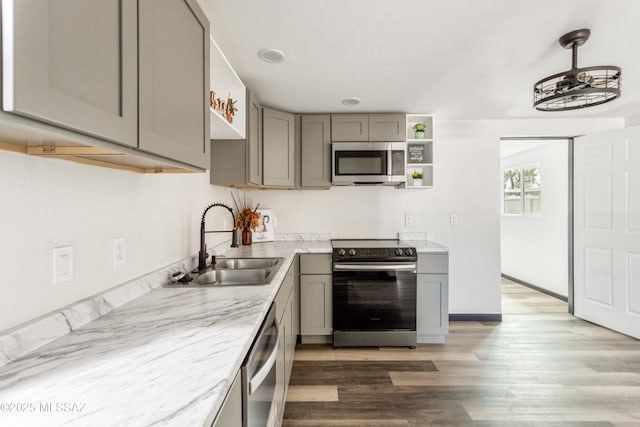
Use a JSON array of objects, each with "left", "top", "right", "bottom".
[
  {"left": 450, "top": 213, "right": 459, "bottom": 226},
  {"left": 53, "top": 246, "right": 73, "bottom": 286}
]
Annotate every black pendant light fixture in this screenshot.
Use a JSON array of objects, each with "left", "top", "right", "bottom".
[{"left": 533, "top": 29, "right": 621, "bottom": 111}]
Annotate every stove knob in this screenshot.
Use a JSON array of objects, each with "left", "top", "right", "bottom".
[
  {"left": 348, "top": 249, "right": 356, "bottom": 256},
  {"left": 395, "top": 248, "right": 403, "bottom": 256},
  {"left": 405, "top": 248, "right": 414, "bottom": 256},
  {"left": 337, "top": 249, "right": 346, "bottom": 257}
]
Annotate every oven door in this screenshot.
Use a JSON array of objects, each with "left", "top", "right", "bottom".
[{"left": 333, "top": 262, "right": 417, "bottom": 331}]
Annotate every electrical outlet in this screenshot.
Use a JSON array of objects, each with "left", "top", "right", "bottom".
[
  {"left": 405, "top": 213, "right": 415, "bottom": 227},
  {"left": 450, "top": 213, "right": 459, "bottom": 226},
  {"left": 53, "top": 246, "right": 73, "bottom": 286},
  {"left": 113, "top": 237, "right": 126, "bottom": 266},
  {"left": 272, "top": 216, "right": 278, "bottom": 228}
]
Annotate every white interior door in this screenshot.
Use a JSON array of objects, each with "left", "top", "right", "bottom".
[{"left": 574, "top": 126, "right": 640, "bottom": 339}]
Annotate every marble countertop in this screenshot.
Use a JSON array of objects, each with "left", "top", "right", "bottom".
[
  {"left": 0, "top": 238, "right": 447, "bottom": 426},
  {"left": 0, "top": 241, "right": 330, "bottom": 427}
]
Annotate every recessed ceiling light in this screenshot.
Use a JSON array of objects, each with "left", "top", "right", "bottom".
[
  {"left": 341, "top": 97, "right": 361, "bottom": 106},
  {"left": 258, "top": 48, "right": 286, "bottom": 63}
]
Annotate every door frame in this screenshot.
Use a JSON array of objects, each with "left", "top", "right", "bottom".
[{"left": 500, "top": 136, "right": 575, "bottom": 313}]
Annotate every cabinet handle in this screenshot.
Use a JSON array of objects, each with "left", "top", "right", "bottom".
[{"left": 249, "top": 323, "right": 279, "bottom": 395}]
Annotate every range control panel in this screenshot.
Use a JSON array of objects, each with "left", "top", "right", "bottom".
[{"left": 332, "top": 247, "right": 417, "bottom": 262}]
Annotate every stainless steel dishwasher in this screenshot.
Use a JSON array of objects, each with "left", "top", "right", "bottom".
[{"left": 242, "top": 303, "right": 278, "bottom": 427}]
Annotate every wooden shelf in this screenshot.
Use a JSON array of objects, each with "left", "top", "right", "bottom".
[{"left": 210, "top": 36, "right": 246, "bottom": 140}]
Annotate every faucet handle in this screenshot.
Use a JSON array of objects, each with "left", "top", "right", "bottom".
[{"left": 211, "top": 254, "right": 226, "bottom": 266}]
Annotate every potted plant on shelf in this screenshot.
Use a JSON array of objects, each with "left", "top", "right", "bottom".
[
  {"left": 231, "top": 192, "right": 260, "bottom": 245},
  {"left": 412, "top": 170, "right": 424, "bottom": 187},
  {"left": 412, "top": 122, "right": 426, "bottom": 139}
]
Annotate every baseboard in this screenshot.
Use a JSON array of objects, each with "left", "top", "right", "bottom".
[
  {"left": 301, "top": 335, "right": 332, "bottom": 344},
  {"left": 502, "top": 273, "right": 569, "bottom": 302},
  {"left": 449, "top": 313, "right": 502, "bottom": 322}
]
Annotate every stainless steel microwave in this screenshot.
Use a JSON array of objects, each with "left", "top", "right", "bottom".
[{"left": 332, "top": 142, "right": 407, "bottom": 185}]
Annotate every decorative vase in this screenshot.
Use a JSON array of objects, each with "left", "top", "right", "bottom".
[
  {"left": 414, "top": 131, "right": 425, "bottom": 139},
  {"left": 242, "top": 227, "right": 252, "bottom": 245},
  {"left": 413, "top": 179, "right": 423, "bottom": 187}
]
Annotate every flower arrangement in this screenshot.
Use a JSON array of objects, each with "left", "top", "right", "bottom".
[
  {"left": 412, "top": 170, "right": 424, "bottom": 179},
  {"left": 411, "top": 123, "right": 426, "bottom": 132},
  {"left": 231, "top": 191, "right": 260, "bottom": 230}
]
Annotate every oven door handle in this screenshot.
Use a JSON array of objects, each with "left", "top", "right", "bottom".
[
  {"left": 334, "top": 263, "right": 417, "bottom": 272},
  {"left": 249, "top": 322, "right": 279, "bottom": 395}
]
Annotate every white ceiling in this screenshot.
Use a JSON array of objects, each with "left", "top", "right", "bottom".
[{"left": 202, "top": 0, "right": 640, "bottom": 120}]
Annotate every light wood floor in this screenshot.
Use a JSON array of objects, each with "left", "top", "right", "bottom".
[{"left": 282, "top": 279, "right": 640, "bottom": 426}]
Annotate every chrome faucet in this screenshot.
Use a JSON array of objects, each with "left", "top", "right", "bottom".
[{"left": 199, "top": 203, "right": 238, "bottom": 271}]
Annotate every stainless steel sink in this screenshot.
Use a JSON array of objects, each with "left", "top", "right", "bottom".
[
  {"left": 164, "top": 257, "right": 283, "bottom": 288},
  {"left": 215, "top": 258, "right": 281, "bottom": 270},
  {"left": 194, "top": 269, "right": 271, "bottom": 286}
]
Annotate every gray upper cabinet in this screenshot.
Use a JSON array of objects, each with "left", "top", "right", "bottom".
[
  {"left": 369, "top": 114, "right": 406, "bottom": 141},
  {"left": 247, "top": 93, "right": 263, "bottom": 186},
  {"left": 301, "top": 115, "right": 331, "bottom": 187},
  {"left": 263, "top": 107, "right": 295, "bottom": 187},
  {"left": 138, "top": 0, "right": 209, "bottom": 169},
  {"left": 332, "top": 114, "right": 406, "bottom": 141},
  {"left": 2, "top": 0, "right": 138, "bottom": 147},
  {"left": 331, "top": 114, "right": 369, "bottom": 141},
  {"left": 210, "top": 90, "right": 262, "bottom": 187}
]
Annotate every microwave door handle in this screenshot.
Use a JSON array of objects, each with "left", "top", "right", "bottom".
[{"left": 387, "top": 149, "right": 393, "bottom": 175}]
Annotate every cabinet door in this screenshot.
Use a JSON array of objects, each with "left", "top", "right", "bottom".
[
  {"left": 2, "top": 0, "right": 138, "bottom": 147},
  {"left": 331, "top": 115, "right": 369, "bottom": 141},
  {"left": 138, "top": 0, "right": 209, "bottom": 169},
  {"left": 284, "top": 295, "right": 295, "bottom": 385},
  {"left": 263, "top": 107, "right": 295, "bottom": 187},
  {"left": 301, "top": 115, "right": 331, "bottom": 187},
  {"left": 300, "top": 275, "right": 333, "bottom": 335},
  {"left": 274, "top": 311, "right": 286, "bottom": 425},
  {"left": 247, "top": 92, "right": 263, "bottom": 186},
  {"left": 416, "top": 274, "right": 449, "bottom": 337},
  {"left": 369, "top": 114, "right": 406, "bottom": 141}
]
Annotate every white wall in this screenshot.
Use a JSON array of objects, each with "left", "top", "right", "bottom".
[
  {"left": 256, "top": 118, "right": 623, "bottom": 315},
  {"left": 0, "top": 117, "right": 624, "bottom": 330},
  {"left": 0, "top": 151, "right": 234, "bottom": 331},
  {"left": 500, "top": 140, "right": 569, "bottom": 297}
]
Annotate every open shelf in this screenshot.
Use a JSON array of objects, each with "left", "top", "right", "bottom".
[
  {"left": 403, "top": 114, "right": 434, "bottom": 189},
  {"left": 210, "top": 36, "right": 246, "bottom": 140}
]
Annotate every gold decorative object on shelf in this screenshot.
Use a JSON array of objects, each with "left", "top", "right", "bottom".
[{"left": 210, "top": 91, "right": 238, "bottom": 124}]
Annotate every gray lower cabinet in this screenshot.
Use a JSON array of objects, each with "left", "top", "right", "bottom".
[
  {"left": 274, "top": 261, "right": 297, "bottom": 426},
  {"left": 2, "top": 0, "right": 138, "bottom": 147},
  {"left": 1, "top": 0, "right": 209, "bottom": 171},
  {"left": 211, "top": 90, "right": 262, "bottom": 186},
  {"left": 263, "top": 107, "right": 295, "bottom": 187},
  {"left": 299, "top": 254, "right": 333, "bottom": 343},
  {"left": 368, "top": 114, "right": 406, "bottom": 141},
  {"left": 301, "top": 115, "right": 332, "bottom": 187},
  {"left": 210, "top": 371, "right": 242, "bottom": 427},
  {"left": 331, "top": 114, "right": 369, "bottom": 141},
  {"left": 416, "top": 254, "right": 449, "bottom": 343},
  {"left": 138, "top": 0, "right": 209, "bottom": 169}
]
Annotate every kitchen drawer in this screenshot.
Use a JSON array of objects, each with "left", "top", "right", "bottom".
[
  {"left": 299, "top": 254, "right": 332, "bottom": 274},
  {"left": 417, "top": 254, "right": 448, "bottom": 274}
]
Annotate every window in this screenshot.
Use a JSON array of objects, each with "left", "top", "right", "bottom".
[{"left": 503, "top": 166, "right": 541, "bottom": 215}]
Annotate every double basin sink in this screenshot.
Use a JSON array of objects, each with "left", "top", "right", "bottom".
[{"left": 165, "top": 257, "right": 283, "bottom": 288}]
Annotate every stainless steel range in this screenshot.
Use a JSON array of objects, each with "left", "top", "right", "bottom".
[{"left": 332, "top": 239, "right": 417, "bottom": 348}]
